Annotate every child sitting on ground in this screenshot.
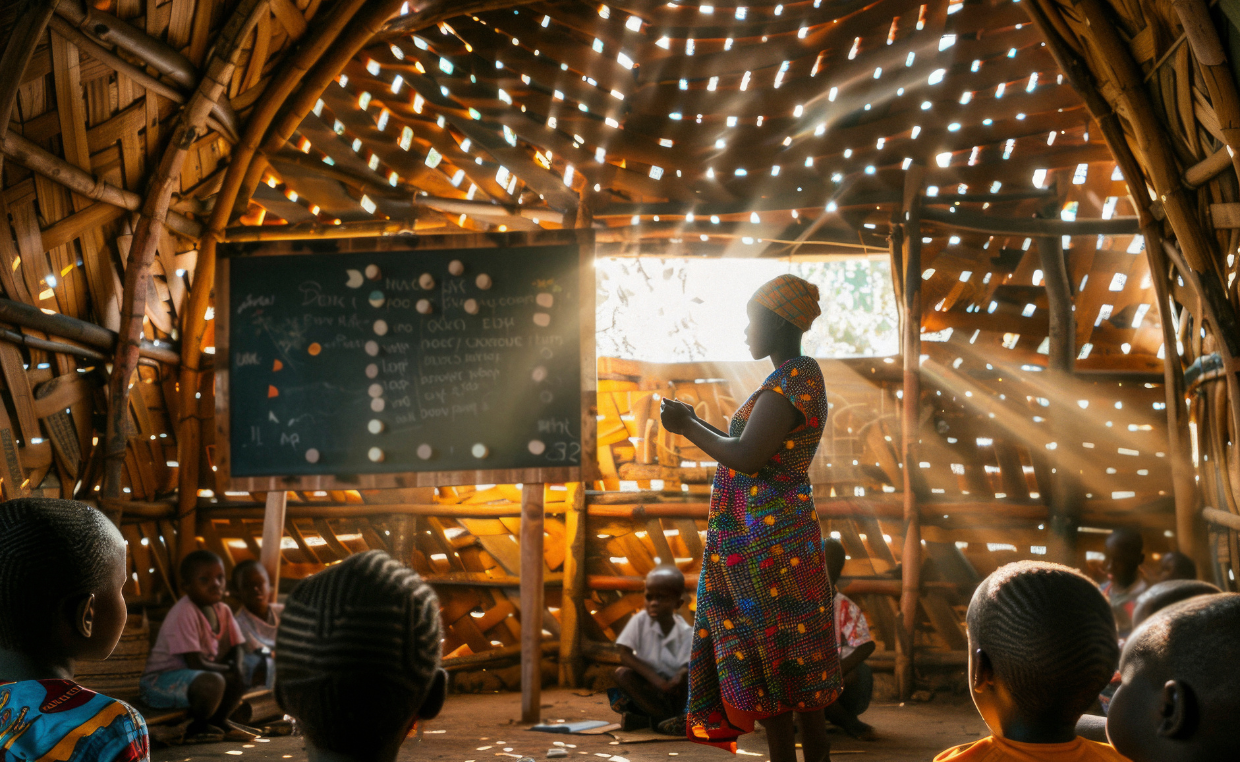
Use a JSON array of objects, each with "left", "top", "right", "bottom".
[
  {"left": 610, "top": 565, "right": 693, "bottom": 735},
  {"left": 140, "top": 550, "right": 252, "bottom": 743},
  {"left": 1153, "top": 551, "right": 1196, "bottom": 583},
  {"left": 1077, "top": 578, "right": 1222, "bottom": 741},
  {"left": 231, "top": 560, "right": 281, "bottom": 688},
  {"left": 935, "top": 560, "right": 1126, "bottom": 761},
  {"left": 822, "top": 538, "right": 877, "bottom": 741},
  {"left": 275, "top": 550, "right": 447, "bottom": 762},
  {"left": 1100, "top": 529, "right": 1148, "bottom": 638},
  {"left": 0, "top": 498, "right": 149, "bottom": 762},
  {"left": 1106, "top": 593, "right": 1240, "bottom": 762}
]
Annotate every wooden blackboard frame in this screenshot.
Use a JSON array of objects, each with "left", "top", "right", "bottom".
[{"left": 215, "top": 229, "right": 597, "bottom": 490}]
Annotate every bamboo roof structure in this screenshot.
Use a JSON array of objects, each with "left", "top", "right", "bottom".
[{"left": 4, "top": 0, "right": 1240, "bottom": 703}]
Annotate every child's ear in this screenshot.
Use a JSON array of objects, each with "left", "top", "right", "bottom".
[
  {"left": 970, "top": 648, "right": 995, "bottom": 694},
  {"left": 1156, "top": 679, "right": 1192, "bottom": 739},
  {"left": 416, "top": 669, "right": 448, "bottom": 721},
  {"left": 74, "top": 594, "right": 96, "bottom": 639}
]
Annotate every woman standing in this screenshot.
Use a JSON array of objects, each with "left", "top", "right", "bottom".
[{"left": 661, "top": 275, "right": 839, "bottom": 762}]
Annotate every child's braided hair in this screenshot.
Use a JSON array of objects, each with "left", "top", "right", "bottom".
[
  {"left": 967, "top": 560, "right": 1118, "bottom": 726},
  {"left": 0, "top": 498, "right": 126, "bottom": 650},
  {"left": 275, "top": 550, "right": 442, "bottom": 756}
]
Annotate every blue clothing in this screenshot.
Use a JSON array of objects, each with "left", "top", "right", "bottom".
[
  {"left": 137, "top": 669, "right": 204, "bottom": 710},
  {"left": 0, "top": 679, "right": 148, "bottom": 761}
]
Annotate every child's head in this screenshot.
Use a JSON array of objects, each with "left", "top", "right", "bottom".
[
  {"left": 966, "top": 561, "right": 1119, "bottom": 739},
  {"left": 231, "top": 559, "right": 271, "bottom": 616},
  {"left": 1104, "top": 528, "right": 1145, "bottom": 587},
  {"left": 823, "top": 537, "right": 846, "bottom": 584},
  {"left": 643, "top": 565, "right": 685, "bottom": 623},
  {"left": 275, "top": 550, "right": 446, "bottom": 762},
  {"left": 1156, "top": 551, "right": 1197, "bottom": 583},
  {"left": 0, "top": 498, "right": 128, "bottom": 665},
  {"left": 1130, "top": 580, "right": 1219, "bottom": 632},
  {"left": 180, "top": 549, "right": 226, "bottom": 607},
  {"left": 1107, "top": 594, "right": 1240, "bottom": 762}
]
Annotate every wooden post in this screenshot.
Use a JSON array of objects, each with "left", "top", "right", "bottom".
[
  {"left": 559, "top": 482, "right": 586, "bottom": 687},
  {"left": 1037, "top": 235, "right": 1079, "bottom": 564},
  {"left": 897, "top": 166, "right": 924, "bottom": 701},
  {"left": 260, "top": 490, "right": 287, "bottom": 600},
  {"left": 520, "top": 483, "right": 545, "bottom": 723},
  {"left": 1143, "top": 229, "right": 1202, "bottom": 560}
]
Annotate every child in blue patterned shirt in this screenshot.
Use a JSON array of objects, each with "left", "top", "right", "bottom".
[{"left": 0, "top": 498, "right": 149, "bottom": 762}]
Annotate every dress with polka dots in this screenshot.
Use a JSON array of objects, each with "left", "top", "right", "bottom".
[{"left": 685, "top": 355, "right": 841, "bottom": 749}]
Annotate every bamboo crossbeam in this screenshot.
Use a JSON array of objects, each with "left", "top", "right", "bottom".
[
  {"left": 198, "top": 502, "right": 567, "bottom": 520},
  {"left": 0, "top": 1, "right": 56, "bottom": 179},
  {"left": 920, "top": 208, "right": 1140, "bottom": 236},
  {"left": 0, "top": 327, "right": 106, "bottom": 363},
  {"left": 45, "top": 16, "right": 235, "bottom": 142},
  {"left": 2, "top": 132, "right": 201, "bottom": 239},
  {"left": 0, "top": 298, "right": 179, "bottom": 364},
  {"left": 1185, "top": 146, "right": 1233, "bottom": 188},
  {"left": 424, "top": 572, "right": 565, "bottom": 588},
  {"left": 1203, "top": 507, "right": 1240, "bottom": 532},
  {"left": 53, "top": 1, "right": 239, "bottom": 139},
  {"left": 103, "top": 0, "right": 269, "bottom": 503},
  {"left": 444, "top": 640, "right": 559, "bottom": 672},
  {"left": 223, "top": 219, "right": 419, "bottom": 242}
]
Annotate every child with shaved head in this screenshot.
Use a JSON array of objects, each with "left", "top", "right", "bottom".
[
  {"left": 1106, "top": 593, "right": 1240, "bottom": 762},
  {"left": 611, "top": 565, "right": 692, "bottom": 735},
  {"left": 935, "top": 561, "right": 1127, "bottom": 762}
]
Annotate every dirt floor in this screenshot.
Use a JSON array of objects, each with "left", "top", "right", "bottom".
[{"left": 151, "top": 687, "right": 988, "bottom": 762}]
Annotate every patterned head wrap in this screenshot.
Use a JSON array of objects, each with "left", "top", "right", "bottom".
[{"left": 750, "top": 274, "right": 821, "bottom": 331}]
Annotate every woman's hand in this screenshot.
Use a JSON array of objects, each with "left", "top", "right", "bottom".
[{"left": 660, "top": 398, "right": 697, "bottom": 435}]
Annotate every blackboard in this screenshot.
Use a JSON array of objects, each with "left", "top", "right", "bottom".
[{"left": 216, "top": 231, "right": 594, "bottom": 489}]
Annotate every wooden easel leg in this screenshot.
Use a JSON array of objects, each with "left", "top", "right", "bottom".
[
  {"left": 521, "top": 482, "right": 545, "bottom": 723},
  {"left": 261, "top": 490, "right": 287, "bottom": 600}
]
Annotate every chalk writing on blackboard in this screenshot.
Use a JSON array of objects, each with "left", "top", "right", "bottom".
[{"left": 225, "top": 243, "right": 581, "bottom": 479}]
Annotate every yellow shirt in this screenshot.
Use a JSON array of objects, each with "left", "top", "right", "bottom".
[{"left": 935, "top": 736, "right": 1131, "bottom": 762}]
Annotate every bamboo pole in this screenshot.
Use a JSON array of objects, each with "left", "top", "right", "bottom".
[
  {"left": 1024, "top": 0, "right": 1209, "bottom": 556},
  {"left": 919, "top": 208, "right": 1139, "bottom": 236},
  {"left": 53, "top": 0, "right": 239, "bottom": 139},
  {"left": 444, "top": 640, "right": 559, "bottom": 672},
  {"left": 0, "top": 298, "right": 179, "bottom": 364},
  {"left": 898, "top": 165, "right": 924, "bottom": 701},
  {"left": 1143, "top": 229, "right": 1203, "bottom": 561},
  {"left": 260, "top": 491, "right": 287, "bottom": 601},
  {"left": 1203, "top": 507, "right": 1240, "bottom": 532},
  {"left": 2, "top": 132, "right": 201, "bottom": 239},
  {"left": 1068, "top": 0, "right": 1219, "bottom": 278},
  {"left": 46, "top": 16, "right": 234, "bottom": 141},
  {"left": 0, "top": 0, "right": 56, "bottom": 179},
  {"left": 559, "top": 484, "right": 586, "bottom": 687},
  {"left": 102, "top": 0, "right": 270, "bottom": 506},
  {"left": 223, "top": 219, "right": 420, "bottom": 241},
  {"left": 1037, "top": 234, "right": 1079, "bottom": 563},
  {"left": 520, "top": 483, "right": 545, "bottom": 724},
  {"left": 1169, "top": 0, "right": 1240, "bottom": 184},
  {"left": 237, "top": 0, "right": 511, "bottom": 213},
  {"left": 174, "top": 0, "right": 381, "bottom": 570}
]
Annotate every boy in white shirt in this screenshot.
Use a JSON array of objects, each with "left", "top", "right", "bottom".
[
  {"left": 610, "top": 565, "right": 692, "bottom": 735},
  {"left": 823, "top": 538, "right": 877, "bottom": 740}
]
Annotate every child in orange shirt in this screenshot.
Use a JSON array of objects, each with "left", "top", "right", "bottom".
[
  {"left": 1106, "top": 593, "right": 1240, "bottom": 762},
  {"left": 935, "top": 561, "right": 1128, "bottom": 762}
]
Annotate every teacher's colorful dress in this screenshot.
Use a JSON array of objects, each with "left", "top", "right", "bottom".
[{"left": 687, "top": 355, "right": 840, "bottom": 749}]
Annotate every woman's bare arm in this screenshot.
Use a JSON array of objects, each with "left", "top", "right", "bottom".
[{"left": 661, "top": 391, "right": 799, "bottom": 474}]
